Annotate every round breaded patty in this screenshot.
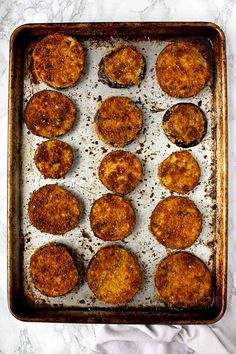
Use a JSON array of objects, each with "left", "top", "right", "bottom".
[
  {"left": 155, "top": 252, "right": 212, "bottom": 307},
  {"left": 28, "top": 184, "right": 80, "bottom": 235},
  {"left": 90, "top": 194, "right": 136, "bottom": 241},
  {"left": 99, "top": 150, "right": 142, "bottom": 194},
  {"left": 98, "top": 45, "right": 146, "bottom": 88},
  {"left": 30, "top": 243, "right": 81, "bottom": 297},
  {"left": 163, "top": 103, "right": 207, "bottom": 148},
  {"left": 24, "top": 90, "right": 76, "bottom": 138},
  {"left": 156, "top": 42, "right": 210, "bottom": 98},
  {"left": 94, "top": 96, "right": 143, "bottom": 147},
  {"left": 33, "top": 33, "right": 84, "bottom": 88},
  {"left": 150, "top": 196, "right": 202, "bottom": 249},
  {"left": 158, "top": 151, "right": 201, "bottom": 194},
  {"left": 34, "top": 139, "right": 73, "bottom": 179},
  {"left": 87, "top": 246, "right": 143, "bottom": 304}
]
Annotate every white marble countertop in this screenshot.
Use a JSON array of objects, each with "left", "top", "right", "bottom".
[{"left": 0, "top": 0, "right": 236, "bottom": 353}]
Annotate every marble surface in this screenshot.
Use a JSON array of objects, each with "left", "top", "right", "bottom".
[{"left": 0, "top": 0, "right": 236, "bottom": 353}]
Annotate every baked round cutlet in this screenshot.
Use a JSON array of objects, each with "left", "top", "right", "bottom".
[
  {"left": 24, "top": 90, "right": 76, "bottom": 138},
  {"left": 163, "top": 103, "right": 207, "bottom": 148},
  {"left": 30, "top": 243, "right": 81, "bottom": 297},
  {"left": 98, "top": 45, "right": 146, "bottom": 88},
  {"left": 99, "top": 150, "right": 142, "bottom": 194},
  {"left": 34, "top": 139, "right": 73, "bottom": 179},
  {"left": 150, "top": 196, "right": 202, "bottom": 249},
  {"left": 87, "top": 245, "right": 143, "bottom": 304},
  {"left": 90, "top": 194, "right": 136, "bottom": 241},
  {"left": 155, "top": 252, "right": 212, "bottom": 307},
  {"left": 94, "top": 96, "right": 143, "bottom": 147},
  {"left": 156, "top": 42, "right": 210, "bottom": 98},
  {"left": 158, "top": 150, "right": 201, "bottom": 194},
  {"left": 33, "top": 33, "right": 84, "bottom": 88},
  {"left": 28, "top": 184, "right": 80, "bottom": 235}
]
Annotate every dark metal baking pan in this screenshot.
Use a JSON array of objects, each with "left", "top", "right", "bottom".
[{"left": 8, "top": 22, "right": 227, "bottom": 323}]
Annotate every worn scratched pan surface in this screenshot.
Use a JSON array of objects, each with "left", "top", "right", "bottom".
[{"left": 8, "top": 22, "right": 227, "bottom": 323}]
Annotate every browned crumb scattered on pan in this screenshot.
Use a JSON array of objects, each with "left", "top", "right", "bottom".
[
  {"left": 94, "top": 96, "right": 143, "bottom": 147},
  {"left": 158, "top": 150, "right": 201, "bottom": 194},
  {"left": 150, "top": 196, "right": 202, "bottom": 249},
  {"left": 99, "top": 150, "right": 142, "bottom": 194},
  {"left": 33, "top": 33, "right": 84, "bottom": 88},
  {"left": 162, "top": 103, "right": 207, "bottom": 148},
  {"left": 156, "top": 41, "right": 210, "bottom": 98},
  {"left": 98, "top": 45, "right": 146, "bottom": 88},
  {"left": 28, "top": 184, "right": 80, "bottom": 235},
  {"left": 30, "top": 243, "right": 81, "bottom": 297},
  {"left": 90, "top": 193, "right": 136, "bottom": 241},
  {"left": 34, "top": 139, "right": 74, "bottom": 179},
  {"left": 87, "top": 245, "right": 143, "bottom": 304},
  {"left": 155, "top": 252, "right": 212, "bottom": 307},
  {"left": 24, "top": 90, "right": 76, "bottom": 138}
]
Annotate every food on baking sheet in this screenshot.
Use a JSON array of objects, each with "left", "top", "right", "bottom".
[
  {"left": 90, "top": 193, "right": 136, "bottom": 241},
  {"left": 34, "top": 139, "right": 74, "bottom": 179},
  {"left": 150, "top": 196, "right": 202, "bottom": 249},
  {"left": 99, "top": 150, "right": 142, "bottom": 195},
  {"left": 87, "top": 245, "right": 143, "bottom": 304},
  {"left": 30, "top": 243, "right": 81, "bottom": 297},
  {"left": 28, "top": 184, "right": 80, "bottom": 235},
  {"left": 158, "top": 150, "right": 201, "bottom": 194},
  {"left": 98, "top": 45, "right": 146, "bottom": 88},
  {"left": 33, "top": 33, "right": 84, "bottom": 88},
  {"left": 94, "top": 96, "right": 143, "bottom": 147},
  {"left": 162, "top": 103, "right": 207, "bottom": 148},
  {"left": 155, "top": 252, "right": 212, "bottom": 307},
  {"left": 24, "top": 90, "right": 76, "bottom": 138},
  {"left": 156, "top": 41, "right": 210, "bottom": 98}
]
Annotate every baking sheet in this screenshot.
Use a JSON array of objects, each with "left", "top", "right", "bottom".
[{"left": 22, "top": 37, "right": 216, "bottom": 309}]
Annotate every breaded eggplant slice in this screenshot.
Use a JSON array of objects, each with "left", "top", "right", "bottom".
[
  {"left": 163, "top": 103, "right": 207, "bottom": 148},
  {"left": 34, "top": 139, "right": 73, "bottom": 179},
  {"left": 155, "top": 252, "right": 212, "bottom": 307},
  {"left": 99, "top": 150, "right": 142, "bottom": 195},
  {"left": 158, "top": 150, "right": 201, "bottom": 194},
  {"left": 87, "top": 245, "right": 143, "bottom": 304},
  {"left": 98, "top": 45, "right": 146, "bottom": 88},
  {"left": 94, "top": 96, "right": 143, "bottom": 147},
  {"left": 90, "top": 193, "right": 136, "bottom": 241},
  {"left": 33, "top": 33, "right": 84, "bottom": 88},
  {"left": 156, "top": 42, "right": 210, "bottom": 98},
  {"left": 150, "top": 196, "right": 202, "bottom": 249},
  {"left": 28, "top": 184, "right": 80, "bottom": 235},
  {"left": 30, "top": 243, "right": 81, "bottom": 297},
  {"left": 24, "top": 90, "right": 76, "bottom": 138}
]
